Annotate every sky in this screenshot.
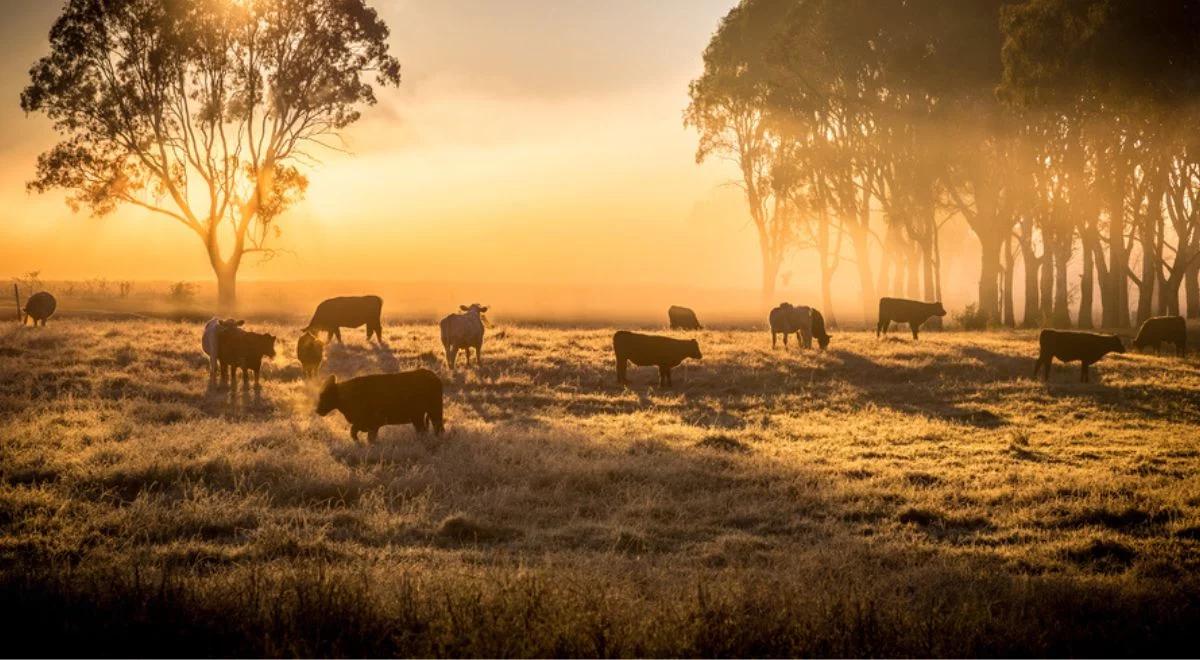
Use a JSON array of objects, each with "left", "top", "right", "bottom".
[{"left": 0, "top": 0, "right": 762, "bottom": 290}]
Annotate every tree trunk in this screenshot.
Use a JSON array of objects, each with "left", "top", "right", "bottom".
[
  {"left": 1186, "top": 258, "right": 1200, "bottom": 319},
  {"left": 760, "top": 252, "right": 780, "bottom": 300},
  {"left": 1052, "top": 240, "right": 1071, "bottom": 328},
  {"left": 216, "top": 265, "right": 238, "bottom": 314},
  {"left": 849, "top": 223, "right": 876, "bottom": 324},
  {"left": 978, "top": 233, "right": 1003, "bottom": 326},
  {"left": 1136, "top": 242, "right": 1156, "bottom": 326},
  {"left": 1002, "top": 235, "right": 1016, "bottom": 327},
  {"left": 1039, "top": 249, "right": 1054, "bottom": 325},
  {"left": 1108, "top": 196, "right": 1131, "bottom": 328},
  {"left": 1079, "top": 241, "right": 1095, "bottom": 329}
]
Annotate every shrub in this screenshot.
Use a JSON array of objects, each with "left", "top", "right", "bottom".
[
  {"left": 954, "top": 303, "right": 989, "bottom": 331},
  {"left": 167, "top": 281, "right": 196, "bottom": 304}
]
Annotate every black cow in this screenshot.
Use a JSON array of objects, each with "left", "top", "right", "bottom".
[
  {"left": 1034, "top": 329, "right": 1124, "bottom": 383},
  {"left": 876, "top": 297, "right": 947, "bottom": 340},
  {"left": 613, "top": 330, "right": 701, "bottom": 387},
  {"left": 316, "top": 370, "right": 444, "bottom": 441},
  {"left": 22, "top": 291, "right": 56, "bottom": 326},
  {"left": 217, "top": 326, "right": 277, "bottom": 389},
  {"left": 304, "top": 295, "right": 383, "bottom": 343},
  {"left": 1133, "top": 315, "right": 1187, "bottom": 356},
  {"left": 668, "top": 305, "right": 702, "bottom": 330}
]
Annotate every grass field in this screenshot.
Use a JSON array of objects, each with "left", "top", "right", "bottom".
[{"left": 2, "top": 318, "right": 1200, "bottom": 656}]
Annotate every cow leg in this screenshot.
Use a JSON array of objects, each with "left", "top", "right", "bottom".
[
  {"left": 335, "top": 328, "right": 343, "bottom": 344},
  {"left": 910, "top": 322, "right": 920, "bottom": 340},
  {"left": 1080, "top": 361, "right": 1090, "bottom": 383},
  {"left": 475, "top": 342, "right": 483, "bottom": 366},
  {"left": 253, "top": 368, "right": 260, "bottom": 389},
  {"left": 1033, "top": 355, "right": 1045, "bottom": 380},
  {"left": 771, "top": 332, "right": 777, "bottom": 348},
  {"left": 616, "top": 356, "right": 627, "bottom": 384},
  {"left": 242, "top": 368, "right": 250, "bottom": 389},
  {"left": 367, "top": 428, "right": 379, "bottom": 442},
  {"left": 658, "top": 365, "right": 669, "bottom": 387},
  {"left": 463, "top": 346, "right": 471, "bottom": 366},
  {"left": 783, "top": 333, "right": 789, "bottom": 347}
]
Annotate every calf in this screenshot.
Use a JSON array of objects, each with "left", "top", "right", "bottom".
[
  {"left": 613, "top": 330, "right": 701, "bottom": 387},
  {"left": 22, "top": 291, "right": 57, "bottom": 326},
  {"left": 202, "top": 317, "right": 243, "bottom": 385},
  {"left": 769, "top": 303, "right": 831, "bottom": 349},
  {"left": 440, "top": 304, "right": 488, "bottom": 368},
  {"left": 668, "top": 305, "right": 702, "bottom": 330},
  {"left": 304, "top": 295, "right": 383, "bottom": 343},
  {"left": 1034, "top": 329, "right": 1124, "bottom": 383},
  {"left": 217, "top": 326, "right": 277, "bottom": 389},
  {"left": 316, "top": 370, "right": 444, "bottom": 441},
  {"left": 297, "top": 330, "right": 325, "bottom": 379},
  {"left": 1133, "top": 315, "right": 1187, "bottom": 356},
  {"left": 876, "top": 297, "right": 947, "bottom": 340}
]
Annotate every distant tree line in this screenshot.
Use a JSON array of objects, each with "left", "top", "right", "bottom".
[{"left": 687, "top": 0, "right": 1200, "bottom": 329}]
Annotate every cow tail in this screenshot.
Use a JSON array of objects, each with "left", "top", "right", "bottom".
[{"left": 428, "top": 397, "right": 445, "bottom": 435}]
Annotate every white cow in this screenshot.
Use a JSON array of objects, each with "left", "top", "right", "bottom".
[
  {"left": 202, "top": 317, "right": 243, "bottom": 384},
  {"left": 439, "top": 304, "right": 488, "bottom": 368}
]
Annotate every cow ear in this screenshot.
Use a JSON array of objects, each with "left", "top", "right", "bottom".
[
  {"left": 479, "top": 306, "right": 489, "bottom": 313},
  {"left": 460, "top": 305, "right": 469, "bottom": 311},
  {"left": 236, "top": 320, "right": 245, "bottom": 326}
]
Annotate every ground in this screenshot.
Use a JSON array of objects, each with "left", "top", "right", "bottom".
[{"left": 2, "top": 319, "right": 1200, "bottom": 656}]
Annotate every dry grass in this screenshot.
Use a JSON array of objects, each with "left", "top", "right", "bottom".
[{"left": 2, "top": 319, "right": 1200, "bottom": 656}]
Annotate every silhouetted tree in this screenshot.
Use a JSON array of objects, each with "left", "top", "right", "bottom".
[{"left": 22, "top": 0, "right": 400, "bottom": 311}]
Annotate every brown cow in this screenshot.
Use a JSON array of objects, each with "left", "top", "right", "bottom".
[
  {"left": 316, "top": 370, "right": 444, "bottom": 440},
  {"left": 1034, "top": 329, "right": 1124, "bottom": 383},
  {"left": 613, "top": 330, "right": 701, "bottom": 387}
]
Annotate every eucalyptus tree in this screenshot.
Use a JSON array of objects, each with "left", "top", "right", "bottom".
[{"left": 22, "top": 0, "right": 401, "bottom": 311}]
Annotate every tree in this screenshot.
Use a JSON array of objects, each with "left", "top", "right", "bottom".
[
  {"left": 22, "top": 0, "right": 401, "bottom": 311},
  {"left": 686, "top": 0, "right": 796, "bottom": 298}
]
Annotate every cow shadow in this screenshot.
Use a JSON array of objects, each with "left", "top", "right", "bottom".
[{"left": 828, "top": 350, "right": 1009, "bottom": 429}]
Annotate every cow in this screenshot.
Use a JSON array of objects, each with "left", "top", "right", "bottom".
[
  {"left": 613, "top": 330, "right": 701, "bottom": 387},
  {"left": 769, "top": 303, "right": 831, "bottom": 350},
  {"left": 316, "top": 370, "right": 445, "bottom": 441},
  {"left": 876, "top": 297, "right": 947, "bottom": 340},
  {"left": 303, "top": 295, "right": 383, "bottom": 344},
  {"left": 21, "top": 291, "right": 57, "bottom": 326},
  {"left": 668, "top": 305, "right": 702, "bottom": 330},
  {"left": 217, "top": 326, "right": 277, "bottom": 389},
  {"left": 440, "top": 304, "right": 488, "bottom": 369},
  {"left": 202, "top": 317, "right": 244, "bottom": 385},
  {"left": 1034, "top": 329, "right": 1124, "bottom": 383},
  {"left": 297, "top": 330, "right": 325, "bottom": 379},
  {"left": 1133, "top": 315, "right": 1187, "bottom": 357}
]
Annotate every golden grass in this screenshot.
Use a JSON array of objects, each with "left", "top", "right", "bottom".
[{"left": 2, "top": 319, "right": 1200, "bottom": 656}]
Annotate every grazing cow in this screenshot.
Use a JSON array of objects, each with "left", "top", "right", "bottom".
[
  {"left": 22, "top": 291, "right": 56, "bottom": 326},
  {"left": 440, "top": 304, "right": 488, "bottom": 368},
  {"left": 303, "top": 295, "right": 383, "bottom": 343},
  {"left": 217, "top": 326, "right": 277, "bottom": 389},
  {"left": 668, "top": 305, "right": 702, "bottom": 330},
  {"left": 876, "top": 297, "right": 947, "bottom": 340},
  {"left": 316, "top": 370, "right": 444, "bottom": 440},
  {"left": 613, "top": 330, "right": 701, "bottom": 387},
  {"left": 202, "top": 317, "right": 244, "bottom": 385},
  {"left": 297, "top": 330, "right": 325, "bottom": 379},
  {"left": 769, "top": 303, "right": 830, "bottom": 349},
  {"left": 1133, "top": 315, "right": 1187, "bottom": 356},
  {"left": 1034, "top": 329, "right": 1124, "bottom": 383}
]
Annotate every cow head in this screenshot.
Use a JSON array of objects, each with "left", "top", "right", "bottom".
[
  {"left": 778, "top": 302, "right": 793, "bottom": 310},
  {"left": 932, "top": 302, "right": 947, "bottom": 317},
  {"left": 315, "top": 375, "right": 339, "bottom": 415},
  {"left": 817, "top": 333, "right": 832, "bottom": 350},
  {"left": 688, "top": 339, "right": 702, "bottom": 360},
  {"left": 460, "top": 303, "right": 490, "bottom": 326},
  {"left": 1109, "top": 335, "right": 1125, "bottom": 354},
  {"left": 219, "top": 318, "right": 245, "bottom": 328},
  {"left": 263, "top": 334, "right": 277, "bottom": 358}
]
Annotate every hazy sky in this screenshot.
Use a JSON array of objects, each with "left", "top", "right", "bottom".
[{"left": 0, "top": 0, "right": 761, "bottom": 288}]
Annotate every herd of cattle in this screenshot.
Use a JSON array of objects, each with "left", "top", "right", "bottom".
[{"left": 11, "top": 290, "right": 1192, "bottom": 440}]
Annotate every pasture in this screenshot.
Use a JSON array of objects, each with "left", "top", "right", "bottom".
[{"left": 2, "top": 319, "right": 1200, "bottom": 656}]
